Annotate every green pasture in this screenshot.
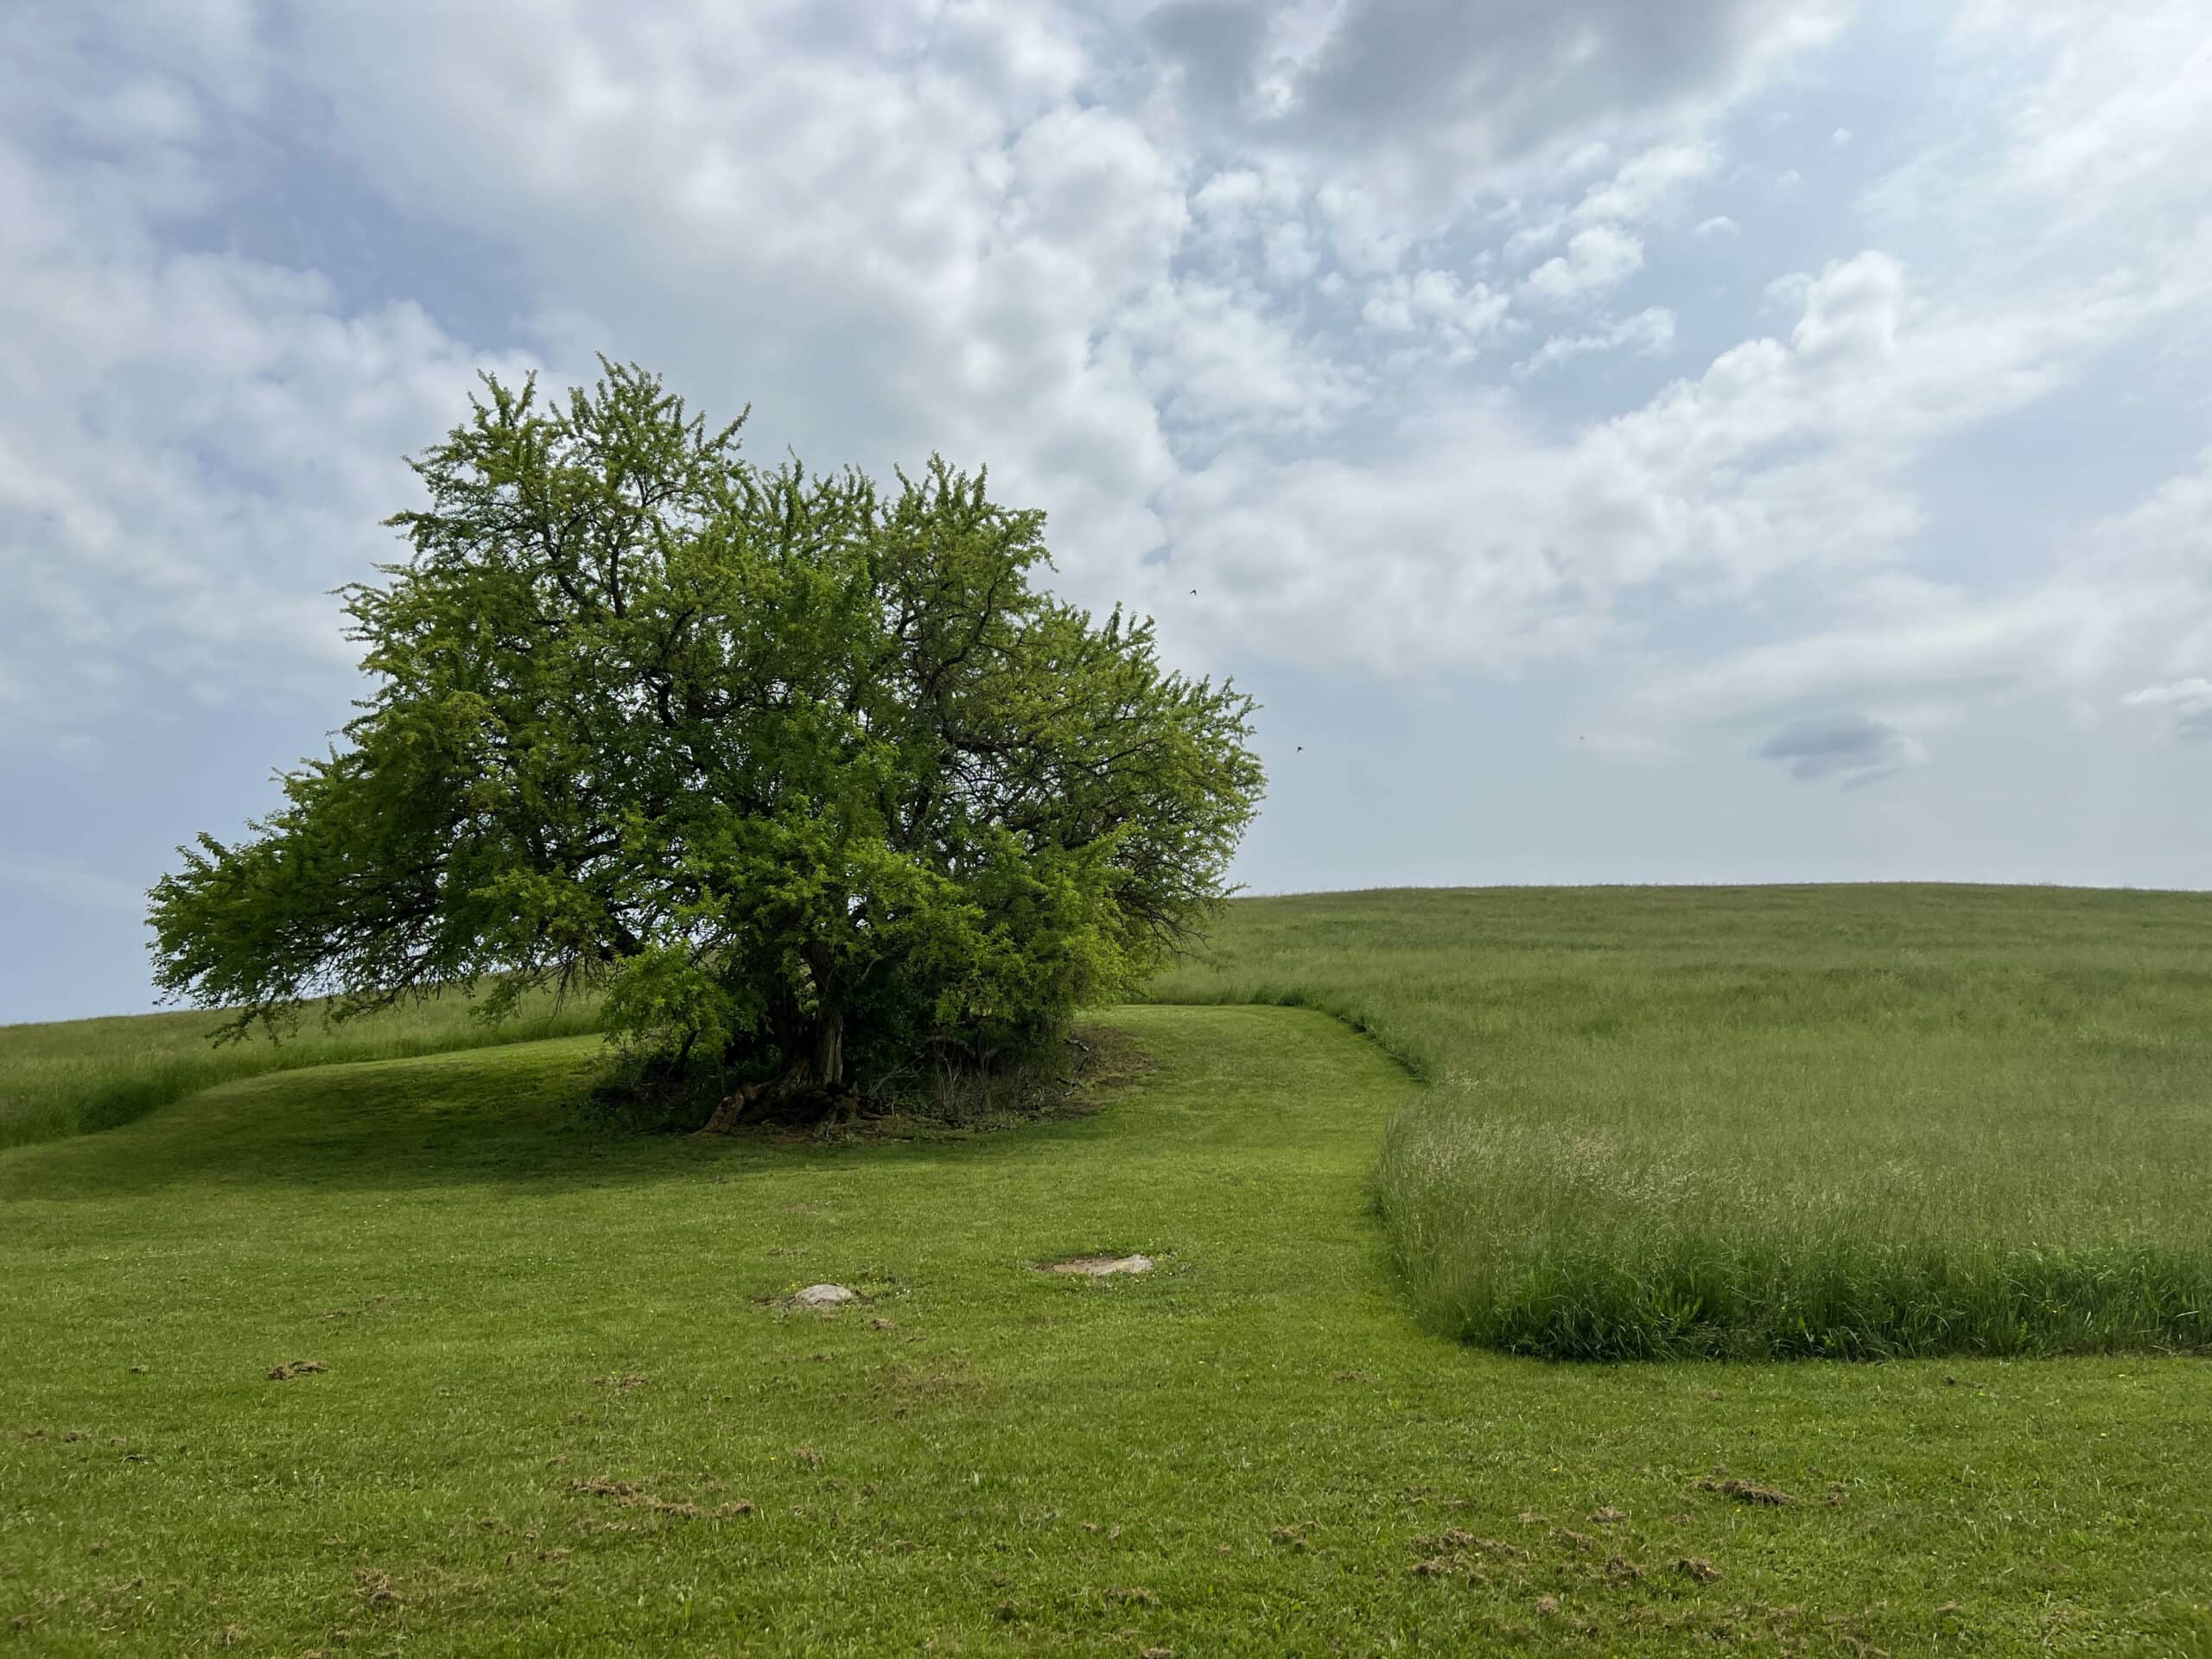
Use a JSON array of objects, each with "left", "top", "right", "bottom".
[{"left": 3, "top": 886, "right": 2210, "bottom": 1651}]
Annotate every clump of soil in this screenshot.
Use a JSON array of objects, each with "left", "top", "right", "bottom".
[
  {"left": 568, "top": 1476, "right": 753, "bottom": 1518},
  {"left": 1043, "top": 1254, "right": 1153, "bottom": 1276},
  {"left": 1691, "top": 1476, "right": 1794, "bottom": 1507}
]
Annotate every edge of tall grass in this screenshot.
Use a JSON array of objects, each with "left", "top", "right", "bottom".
[
  {"left": 1376, "top": 1089, "right": 2210, "bottom": 1361},
  {"left": 1147, "top": 900, "right": 2212, "bottom": 1363}
]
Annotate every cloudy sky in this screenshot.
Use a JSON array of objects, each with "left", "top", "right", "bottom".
[{"left": 3, "top": 0, "right": 2210, "bottom": 1021}]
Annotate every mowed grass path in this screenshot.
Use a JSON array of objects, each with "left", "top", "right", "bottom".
[{"left": 4, "top": 1005, "right": 2209, "bottom": 1655}]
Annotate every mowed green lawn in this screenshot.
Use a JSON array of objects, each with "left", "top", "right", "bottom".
[
  {"left": 3, "top": 1000, "right": 2210, "bottom": 1654},
  {"left": 1154, "top": 885, "right": 2212, "bottom": 1361}
]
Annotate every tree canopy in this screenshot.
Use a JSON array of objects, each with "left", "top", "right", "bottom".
[{"left": 149, "top": 360, "right": 1263, "bottom": 1122}]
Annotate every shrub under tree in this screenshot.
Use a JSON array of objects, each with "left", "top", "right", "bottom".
[{"left": 149, "top": 360, "right": 1264, "bottom": 1125}]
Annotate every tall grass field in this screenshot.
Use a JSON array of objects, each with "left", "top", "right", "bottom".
[
  {"left": 0, "top": 987, "right": 602, "bottom": 1150},
  {"left": 1151, "top": 884, "right": 2212, "bottom": 1361}
]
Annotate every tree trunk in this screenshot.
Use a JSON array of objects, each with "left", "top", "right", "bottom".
[
  {"left": 694, "top": 1004, "right": 854, "bottom": 1134},
  {"left": 810, "top": 1007, "right": 844, "bottom": 1088}
]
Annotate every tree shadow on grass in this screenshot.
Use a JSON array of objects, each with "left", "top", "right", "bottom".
[{"left": 0, "top": 1032, "right": 1148, "bottom": 1203}]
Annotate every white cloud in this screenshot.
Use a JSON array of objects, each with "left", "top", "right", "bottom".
[
  {"left": 1937, "top": 0, "right": 2212, "bottom": 235},
  {"left": 1359, "top": 268, "right": 1512, "bottom": 359},
  {"left": 1152, "top": 251, "right": 2038, "bottom": 672},
  {"left": 1502, "top": 140, "right": 1722, "bottom": 269},
  {"left": 0, "top": 140, "right": 535, "bottom": 753},
  {"left": 1623, "top": 448, "right": 2212, "bottom": 762},
  {"left": 1125, "top": 280, "right": 1368, "bottom": 435},
  {"left": 1520, "top": 223, "right": 1645, "bottom": 304},
  {"left": 1572, "top": 141, "right": 1719, "bottom": 224},
  {"left": 5, "top": 0, "right": 2210, "bottom": 779},
  {"left": 1514, "top": 306, "right": 1676, "bottom": 375},
  {"left": 1638, "top": 584, "right": 2100, "bottom": 721}
]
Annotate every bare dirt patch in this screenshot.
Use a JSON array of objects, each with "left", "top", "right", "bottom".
[
  {"left": 872, "top": 1362, "right": 983, "bottom": 1420},
  {"left": 567, "top": 1476, "right": 753, "bottom": 1519},
  {"left": 1042, "top": 1254, "right": 1153, "bottom": 1276},
  {"left": 267, "top": 1359, "right": 328, "bottom": 1382}
]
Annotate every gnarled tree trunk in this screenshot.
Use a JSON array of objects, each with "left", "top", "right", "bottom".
[{"left": 695, "top": 1004, "right": 855, "bottom": 1134}]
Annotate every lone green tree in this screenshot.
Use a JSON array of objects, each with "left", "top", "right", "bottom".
[{"left": 149, "top": 361, "right": 1262, "bottom": 1123}]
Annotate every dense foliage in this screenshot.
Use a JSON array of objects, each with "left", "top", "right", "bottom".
[{"left": 150, "top": 361, "right": 1262, "bottom": 1116}]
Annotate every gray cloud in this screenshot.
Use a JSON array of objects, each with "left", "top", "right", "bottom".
[
  {"left": 1297, "top": 0, "right": 1765, "bottom": 149},
  {"left": 2121, "top": 679, "right": 2212, "bottom": 743},
  {"left": 1142, "top": 2, "right": 1270, "bottom": 115},
  {"left": 1756, "top": 714, "right": 1923, "bottom": 786},
  {"left": 1149, "top": 0, "right": 1841, "bottom": 180}
]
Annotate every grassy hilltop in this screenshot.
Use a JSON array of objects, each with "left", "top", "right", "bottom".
[
  {"left": 0, "top": 988, "right": 602, "bottom": 1151},
  {"left": 2, "top": 884, "right": 2209, "bottom": 1654}
]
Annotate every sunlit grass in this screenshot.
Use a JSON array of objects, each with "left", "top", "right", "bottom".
[
  {"left": 1151, "top": 883, "right": 2212, "bottom": 1359},
  {"left": 0, "top": 987, "right": 602, "bottom": 1149}
]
